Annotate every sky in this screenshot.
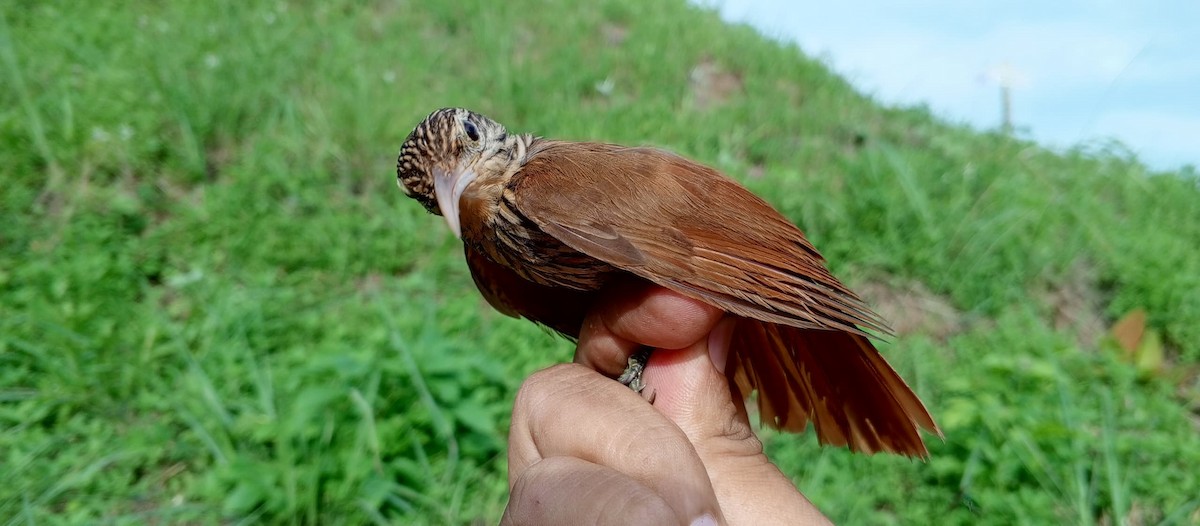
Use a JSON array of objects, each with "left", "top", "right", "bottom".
[{"left": 701, "top": 0, "right": 1200, "bottom": 171}]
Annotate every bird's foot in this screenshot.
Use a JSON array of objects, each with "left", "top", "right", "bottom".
[{"left": 617, "top": 347, "right": 655, "bottom": 403}]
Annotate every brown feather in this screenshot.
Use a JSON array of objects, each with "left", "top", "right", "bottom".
[
  {"left": 464, "top": 246, "right": 596, "bottom": 338},
  {"left": 512, "top": 142, "right": 889, "bottom": 335},
  {"left": 728, "top": 319, "right": 939, "bottom": 456},
  {"left": 396, "top": 109, "right": 940, "bottom": 457},
  {"left": 498, "top": 141, "right": 939, "bottom": 456}
]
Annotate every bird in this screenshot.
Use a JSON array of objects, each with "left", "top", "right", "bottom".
[{"left": 396, "top": 107, "right": 940, "bottom": 457}]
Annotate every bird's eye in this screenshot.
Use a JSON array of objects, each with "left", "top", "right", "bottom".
[{"left": 464, "top": 121, "right": 480, "bottom": 142}]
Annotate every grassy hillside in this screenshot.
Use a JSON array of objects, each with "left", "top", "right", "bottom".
[{"left": 2, "top": 0, "right": 1199, "bottom": 524}]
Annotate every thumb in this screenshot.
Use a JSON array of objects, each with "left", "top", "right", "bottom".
[
  {"left": 642, "top": 317, "right": 756, "bottom": 447},
  {"left": 644, "top": 318, "right": 832, "bottom": 526}
]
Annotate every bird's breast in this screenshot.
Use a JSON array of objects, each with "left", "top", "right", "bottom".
[{"left": 462, "top": 188, "right": 616, "bottom": 292}]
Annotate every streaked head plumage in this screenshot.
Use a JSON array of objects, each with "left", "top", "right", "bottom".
[{"left": 396, "top": 108, "right": 506, "bottom": 215}]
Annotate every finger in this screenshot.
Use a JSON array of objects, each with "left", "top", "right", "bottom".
[
  {"left": 643, "top": 320, "right": 833, "bottom": 525},
  {"left": 642, "top": 317, "right": 756, "bottom": 447},
  {"left": 501, "top": 456, "right": 676, "bottom": 526},
  {"left": 575, "top": 282, "right": 724, "bottom": 376},
  {"left": 509, "top": 363, "right": 725, "bottom": 525}
]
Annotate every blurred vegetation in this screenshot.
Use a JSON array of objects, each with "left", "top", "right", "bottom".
[{"left": 2, "top": 0, "right": 1199, "bottom": 524}]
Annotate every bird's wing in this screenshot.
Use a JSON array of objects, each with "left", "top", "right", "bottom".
[
  {"left": 512, "top": 143, "right": 939, "bottom": 457},
  {"left": 512, "top": 142, "right": 889, "bottom": 335}
]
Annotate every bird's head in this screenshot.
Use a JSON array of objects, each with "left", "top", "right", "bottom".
[{"left": 396, "top": 107, "right": 509, "bottom": 237}]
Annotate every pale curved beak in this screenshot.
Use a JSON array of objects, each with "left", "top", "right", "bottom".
[{"left": 432, "top": 165, "right": 477, "bottom": 239}]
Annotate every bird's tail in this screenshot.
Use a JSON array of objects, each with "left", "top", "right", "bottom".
[{"left": 726, "top": 318, "right": 941, "bottom": 457}]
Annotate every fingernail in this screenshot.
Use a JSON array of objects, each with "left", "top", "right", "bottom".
[
  {"left": 690, "top": 513, "right": 718, "bottom": 526},
  {"left": 707, "top": 317, "right": 736, "bottom": 375}
]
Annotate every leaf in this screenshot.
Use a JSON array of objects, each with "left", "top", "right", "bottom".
[
  {"left": 1110, "top": 308, "right": 1146, "bottom": 355},
  {"left": 452, "top": 401, "right": 499, "bottom": 436},
  {"left": 223, "top": 482, "right": 263, "bottom": 516},
  {"left": 1134, "top": 329, "right": 1165, "bottom": 377},
  {"left": 1109, "top": 308, "right": 1163, "bottom": 376}
]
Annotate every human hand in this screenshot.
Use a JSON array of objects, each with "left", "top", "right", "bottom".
[{"left": 503, "top": 283, "right": 831, "bottom": 525}]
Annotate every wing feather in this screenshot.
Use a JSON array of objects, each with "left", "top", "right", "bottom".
[
  {"left": 506, "top": 141, "right": 939, "bottom": 456},
  {"left": 513, "top": 142, "right": 889, "bottom": 335}
]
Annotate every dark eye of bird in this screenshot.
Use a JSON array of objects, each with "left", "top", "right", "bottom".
[{"left": 464, "top": 121, "right": 480, "bottom": 142}]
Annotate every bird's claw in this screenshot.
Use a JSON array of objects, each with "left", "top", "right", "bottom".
[{"left": 617, "top": 347, "right": 655, "bottom": 403}]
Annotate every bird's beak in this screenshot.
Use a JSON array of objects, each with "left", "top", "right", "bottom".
[{"left": 432, "top": 165, "right": 477, "bottom": 239}]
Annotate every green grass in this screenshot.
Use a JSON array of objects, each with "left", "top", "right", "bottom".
[{"left": 2, "top": 0, "right": 1199, "bottom": 523}]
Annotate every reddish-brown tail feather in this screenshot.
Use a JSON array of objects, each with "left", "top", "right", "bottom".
[{"left": 726, "top": 318, "right": 941, "bottom": 457}]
